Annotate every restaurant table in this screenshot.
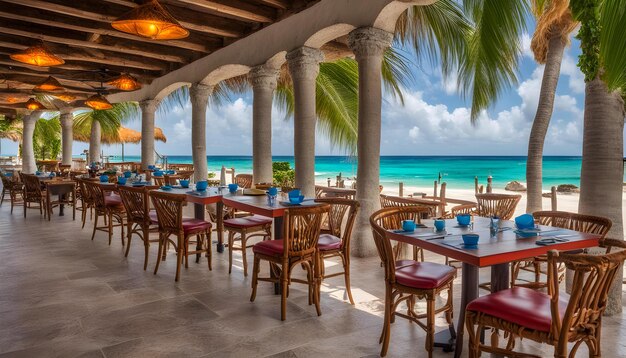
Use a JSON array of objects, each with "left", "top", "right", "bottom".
[
  {"left": 386, "top": 217, "right": 601, "bottom": 357},
  {"left": 45, "top": 180, "right": 75, "bottom": 217}
]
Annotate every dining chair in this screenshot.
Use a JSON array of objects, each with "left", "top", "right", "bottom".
[
  {"left": 466, "top": 238, "right": 626, "bottom": 358},
  {"left": 21, "top": 173, "right": 47, "bottom": 219},
  {"left": 370, "top": 207, "right": 456, "bottom": 358},
  {"left": 76, "top": 178, "right": 96, "bottom": 228},
  {"left": 224, "top": 214, "right": 272, "bottom": 276},
  {"left": 149, "top": 190, "right": 212, "bottom": 281},
  {"left": 45, "top": 181, "right": 76, "bottom": 220},
  {"left": 510, "top": 211, "right": 611, "bottom": 290},
  {"left": 117, "top": 185, "right": 160, "bottom": 270},
  {"left": 474, "top": 193, "right": 521, "bottom": 220},
  {"left": 314, "top": 197, "right": 359, "bottom": 305},
  {"left": 250, "top": 204, "right": 330, "bottom": 321},
  {"left": 234, "top": 174, "right": 253, "bottom": 189},
  {"left": 83, "top": 181, "right": 126, "bottom": 245},
  {"left": 153, "top": 176, "right": 166, "bottom": 186},
  {"left": 0, "top": 172, "right": 22, "bottom": 214}
]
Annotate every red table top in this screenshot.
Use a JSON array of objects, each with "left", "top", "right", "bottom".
[
  {"left": 155, "top": 187, "right": 222, "bottom": 205},
  {"left": 222, "top": 193, "right": 323, "bottom": 218},
  {"left": 387, "top": 217, "right": 601, "bottom": 267}
]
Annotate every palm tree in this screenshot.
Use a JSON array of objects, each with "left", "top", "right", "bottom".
[
  {"left": 71, "top": 102, "right": 139, "bottom": 164},
  {"left": 572, "top": 0, "right": 626, "bottom": 315},
  {"left": 33, "top": 116, "right": 61, "bottom": 160},
  {"left": 526, "top": 0, "right": 578, "bottom": 213},
  {"left": 0, "top": 116, "right": 22, "bottom": 156}
]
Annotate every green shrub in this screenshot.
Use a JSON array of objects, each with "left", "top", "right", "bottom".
[{"left": 272, "top": 161, "right": 295, "bottom": 188}]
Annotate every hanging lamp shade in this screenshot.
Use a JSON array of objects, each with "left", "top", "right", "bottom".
[
  {"left": 25, "top": 98, "right": 45, "bottom": 110},
  {"left": 34, "top": 76, "right": 65, "bottom": 92},
  {"left": 111, "top": 0, "right": 189, "bottom": 40},
  {"left": 85, "top": 94, "right": 113, "bottom": 110},
  {"left": 10, "top": 44, "right": 64, "bottom": 67},
  {"left": 107, "top": 73, "right": 142, "bottom": 91},
  {"left": 54, "top": 93, "right": 76, "bottom": 102}
]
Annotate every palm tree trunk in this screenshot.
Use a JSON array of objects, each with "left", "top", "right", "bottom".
[
  {"left": 89, "top": 120, "right": 102, "bottom": 164},
  {"left": 578, "top": 76, "right": 625, "bottom": 315},
  {"left": 526, "top": 35, "right": 566, "bottom": 213}
]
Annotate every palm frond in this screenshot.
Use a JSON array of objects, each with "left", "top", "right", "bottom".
[
  {"left": 599, "top": 0, "right": 626, "bottom": 92},
  {"left": 158, "top": 85, "right": 189, "bottom": 114},
  {"left": 382, "top": 47, "right": 415, "bottom": 105},
  {"left": 72, "top": 102, "right": 137, "bottom": 141},
  {"left": 459, "top": 0, "right": 530, "bottom": 121}
]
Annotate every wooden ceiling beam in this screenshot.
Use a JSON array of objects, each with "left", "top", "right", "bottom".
[
  {"left": 0, "top": 74, "right": 99, "bottom": 93},
  {"left": 0, "top": 9, "right": 210, "bottom": 53},
  {"left": 171, "top": 0, "right": 275, "bottom": 23},
  {"left": 0, "top": 0, "right": 242, "bottom": 38},
  {"left": 0, "top": 26, "right": 187, "bottom": 63},
  {"left": 253, "top": 0, "right": 290, "bottom": 10}
]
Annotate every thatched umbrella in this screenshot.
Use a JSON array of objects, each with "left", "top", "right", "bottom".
[{"left": 74, "top": 126, "right": 166, "bottom": 161}]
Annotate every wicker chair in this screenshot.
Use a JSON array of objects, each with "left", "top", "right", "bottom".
[
  {"left": 76, "top": 179, "right": 96, "bottom": 228},
  {"left": 314, "top": 198, "right": 359, "bottom": 305},
  {"left": 234, "top": 174, "right": 253, "bottom": 189},
  {"left": 82, "top": 181, "right": 126, "bottom": 245},
  {"left": 466, "top": 238, "right": 626, "bottom": 358},
  {"left": 224, "top": 214, "right": 272, "bottom": 276},
  {"left": 379, "top": 194, "right": 435, "bottom": 262},
  {"left": 21, "top": 173, "right": 47, "bottom": 218},
  {"left": 0, "top": 172, "right": 22, "bottom": 214},
  {"left": 118, "top": 185, "right": 160, "bottom": 270},
  {"left": 250, "top": 204, "right": 330, "bottom": 321},
  {"left": 153, "top": 176, "right": 166, "bottom": 186},
  {"left": 475, "top": 193, "right": 521, "bottom": 220},
  {"left": 149, "top": 191, "right": 212, "bottom": 281},
  {"left": 370, "top": 207, "right": 456, "bottom": 358},
  {"left": 510, "top": 211, "right": 612, "bottom": 290}
]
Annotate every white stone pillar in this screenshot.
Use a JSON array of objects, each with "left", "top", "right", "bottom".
[
  {"left": 139, "top": 99, "right": 159, "bottom": 169},
  {"left": 349, "top": 27, "right": 393, "bottom": 257},
  {"left": 89, "top": 120, "right": 102, "bottom": 164},
  {"left": 60, "top": 109, "right": 74, "bottom": 166},
  {"left": 286, "top": 47, "right": 324, "bottom": 197},
  {"left": 249, "top": 65, "right": 279, "bottom": 185},
  {"left": 21, "top": 112, "right": 39, "bottom": 174},
  {"left": 190, "top": 83, "right": 212, "bottom": 182}
]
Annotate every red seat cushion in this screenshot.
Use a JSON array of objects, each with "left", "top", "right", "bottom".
[
  {"left": 395, "top": 261, "right": 455, "bottom": 289},
  {"left": 318, "top": 234, "right": 342, "bottom": 251},
  {"left": 181, "top": 218, "right": 212, "bottom": 234},
  {"left": 467, "top": 287, "right": 568, "bottom": 332},
  {"left": 224, "top": 215, "right": 272, "bottom": 229},
  {"left": 253, "top": 239, "right": 284, "bottom": 256},
  {"left": 395, "top": 260, "right": 418, "bottom": 269},
  {"left": 104, "top": 194, "right": 123, "bottom": 207}
]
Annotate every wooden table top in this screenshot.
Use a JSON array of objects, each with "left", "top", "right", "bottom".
[
  {"left": 154, "top": 186, "right": 222, "bottom": 205},
  {"left": 387, "top": 217, "right": 601, "bottom": 267},
  {"left": 222, "top": 192, "right": 323, "bottom": 218}
]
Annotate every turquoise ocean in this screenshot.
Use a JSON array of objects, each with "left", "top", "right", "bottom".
[{"left": 107, "top": 155, "right": 614, "bottom": 190}]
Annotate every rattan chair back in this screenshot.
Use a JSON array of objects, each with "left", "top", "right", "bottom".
[
  {"left": 314, "top": 198, "right": 359, "bottom": 245},
  {"left": 22, "top": 174, "right": 44, "bottom": 200},
  {"left": 475, "top": 193, "right": 521, "bottom": 220},
  {"left": 118, "top": 185, "right": 151, "bottom": 224},
  {"left": 0, "top": 172, "right": 16, "bottom": 190},
  {"left": 149, "top": 191, "right": 186, "bottom": 235},
  {"left": 533, "top": 211, "right": 612, "bottom": 237},
  {"left": 234, "top": 174, "right": 253, "bottom": 189},
  {"left": 380, "top": 194, "right": 436, "bottom": 219},
  {"left": 153, "top": 176, "right": 166, "bottom": 186},
  {"left": 282, "top": 204, "right": 329, "bottom": 257},
  {"left": 315, "top": 185, "right": 356, "bottom": 199},
  {"left": 82, "top": 181, "right": 106, "bottom": 211}
]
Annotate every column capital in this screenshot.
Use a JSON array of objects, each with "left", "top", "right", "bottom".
[
  {"left": 249, "top": 65, "right": 279, "bottom": 89},
  {"left": 190, "top": 83, "right": 213, "bottom": 106},
  {"left": 286, "top": 46, "right": 324, "bottom": 80},
  {"left": 60, "top": 111, "right": 73, "bottom": 128},
  {"left": 59, "top": 107, "right": 74, "bottom": 116},
  {"left": 348, "top": 27, "right": 393, "bottom": 59},
  {"left": 139, "top": 99, "right": 159, "bottom": 113}
]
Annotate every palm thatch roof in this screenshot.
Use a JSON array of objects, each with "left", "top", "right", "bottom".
[{"left": 74, "top": 126, "right": 166, "bottom": 144}]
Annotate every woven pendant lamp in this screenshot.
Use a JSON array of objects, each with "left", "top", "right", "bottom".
[
  {"left": 54, "top": 94, "right": 76, "bottom": 102},
  {"left": 111, "top": 0, "right": 189, "bottom": 40},
  {"left": 10, "top": 43, "right": 64, "bottom": 67},
  {"left": 107, "top": 73, "right": 142, "bottom": 91},
  {"left": 25, "top": 98, "right": 45, "bottom": 110},
  {"left": 85, "top": 94, "right": 113, "bottom": 110},
  {"left": 34, "top": 76, "right": 65, "bottom": 92}
]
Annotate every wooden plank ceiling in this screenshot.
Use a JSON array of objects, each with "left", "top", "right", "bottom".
[{"left": 0, "top": 0, "right": 319, "bottom": 117}]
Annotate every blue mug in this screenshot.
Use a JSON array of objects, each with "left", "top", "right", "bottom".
[
  {"left": 153, "top": 170, "right": 163, "bottom": 177},
  {"left": 402, "top": 220, "right": 416, "bottom": 232},
  {"left": 228, "top": 183, "right": 239, "bottom": 193},
  {"left": 289, "top": 195, "right": 305, "bottom": 204},
  {"left": 288, "top": 189, "right": 301, "bottom": 198},
  {"left": 179, "top": 180, "right": 190, "bottom": 188},
  {"left": 456, "top": 214, "right": 471, "bottom": 226},
  {"left": 123, "top": 171, "right": 132, "bottom": 178},
  {"left": 99, "top": 175, "right": 109, "bottom": 183},
  {"left": 268, "top": 187, "right": 278, "bottom": 196},
  {"left": 462, "top": 233, "right": 480, "bottom": 246},
  {"left": 434, "top": 219, "right": 446, "bottom": 231},
  {"left": 117, "top": 177, "right": 127, "bottom": 185},
  {"left": 195, "top": 181, "right": 208, "bottom": 192}
]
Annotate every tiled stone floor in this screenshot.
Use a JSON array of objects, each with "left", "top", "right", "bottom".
[{"left": 1, "top": 202, "right": 625, "bottom": 357}]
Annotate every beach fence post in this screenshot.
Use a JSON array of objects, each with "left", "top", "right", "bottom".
[
  {"left": 487, "top": 176, "right": 493, "bottom": 193},
  {"left": 399, "top": 182, "right": 404, "bottom": 197},
  {"left": 474, "top": 176, "right": 479, "bottom": 194},
  {"left": 433, "top": 181, "right": 438, "bottom": 198},
  {"left": 219, "top": 166, "right": 226, "bottom": 186},
  {"left": 327, "top": 178, "right": 331, "bottom": 187},
  {"left": 438, "top": 182, "right": 447, "bottom": 217},
  {"left": 551, "top": 186, "right": 557, "bottom": 211}
]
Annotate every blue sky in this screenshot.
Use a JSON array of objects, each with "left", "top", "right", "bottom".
[{"left": 1, "top": 25, "right": 600, "bottom": 158}]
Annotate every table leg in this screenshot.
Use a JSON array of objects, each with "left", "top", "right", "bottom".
[
  {"left": 216, "top": 201, "right": 224, "bottom": 253},
  {"left": 59, "top": 194, "right": 65, "bottom": 216},
  {"left": 491, "top": 263, "right": 509, "bottom": 292},
  {"left": 454, "top": 263, "right": 479, "bottom": 358},
  {"left": 272, "top": 216, "right": 283, "bottom": 295}
]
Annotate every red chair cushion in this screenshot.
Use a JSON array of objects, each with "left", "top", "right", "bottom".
[
  {"left": 253, "top": 239, "right": 284, "bottom": 256},
  {"left": 395, "top": 261, "right": 455, "bottom": 289},
  {"left": 104, "top": 194, "right": 123, "bottom": 207},
  {"left": 318, "top": 234, "right": 341, "bottom": 251},
  {"left": 182, "top": 218, "right": 212, "bottom": 234},
  {"left": 395, "top": 260, "right": 418, "bottom": 269},
  {"left": 466, "top": 287, "right": 568, "bottom": 332},
  {"left": 224, "top": 215, "right": 272, "bottom": 229}
]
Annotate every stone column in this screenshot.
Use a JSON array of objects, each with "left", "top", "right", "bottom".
[
  {"left": 348, "top": 27, "right": 393, "bottom": 257},
  {"left": 89, "top": 120, "right": 101, "bottom": 164},
  {"left": 139, "top": 99, "right": 159, "bottom": 169},
  {"left": 249, "top": 65, "right": 279, "bottom": 185},
  {"left": 190, "top": 83, "right": 212, "bottom": 182},
  {"left": 59, "top": 109, "right": 74, "bottom": 166},
  {"left": 21, "top": 112, "right": 39, "bottom": 174},
  {"left": 286, "top": 47, "right": 324, "bottom": 197}
]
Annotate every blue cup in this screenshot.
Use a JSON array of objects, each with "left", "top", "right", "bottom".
[
  {"left": 117, "top": 177, "right": 127, "bottom": 185},
  {"left": 99, "top": 175, "right": 109, "bottom": 183},
  {"left": 123, "top": 171, "right": 132, "bottom": 178},
  {"left": 462, "top": 233, "right": 479, "bottom": 246},
  {"left": 148, "top": 165, "right": 155, "bottom": 170},
  {"left": 179, "top": 180, "right": 189, "bottom": 188},
  {"left": 195, "top": 181, "right": 208, "bottom": 192},
  {"left": 268, "top": 187, "right": 278, "bottom": 196},
  {"left": 402, "top": 220, "right": 416, "bottom": 232},
  {"left": 434, "top": 219, "right": 446, "bottom": 231},
  {"left": 153, "top": 170, "right": 163, "bottom": 177},
  {"left": 288, "top": 189, "right": 301, "bottom": 198},
  {"left": 228, "top": 183, "right": 239, "bottom": 193},
  {"left": 456, "top": 214, "right": 471, "bottom": 226},
  {"left": 289, "top": 195, "right": 305, "bottom": 204},
  {"left": 515, "top": 214, "right": 535, "bottom": 229}
]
